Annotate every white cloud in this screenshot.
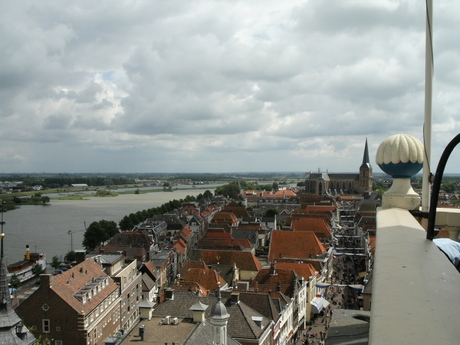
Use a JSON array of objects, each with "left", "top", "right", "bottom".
[{"left": 0, "top": 0, "right": 459, "bottom": 173}]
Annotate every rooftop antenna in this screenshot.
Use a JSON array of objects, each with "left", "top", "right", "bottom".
[{"left": 422, "top": 0, "right": 433, "bottom": 222}]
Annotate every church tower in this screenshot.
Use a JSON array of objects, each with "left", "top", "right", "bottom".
[{"left": 358, "top": 138, "right": 373, "bottom": 194}]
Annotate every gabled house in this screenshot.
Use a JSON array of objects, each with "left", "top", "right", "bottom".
[
  {"left": 16, "top": 258, "right": 121, "bottom": 345},
  {"left": 179, "top": 260, "right": 228, "bottom": 292},
  {"left": 250, "top": 263, "right": 308, "bottom": 345},
  {"left": 139, "top": 261, "right": 159, "bottom": 304},
  {"left": 211, "top": 212, "right": 239, "bottom": 227},
  {"left": 187, "top": 213, "right": 206, "bottom": 239}
]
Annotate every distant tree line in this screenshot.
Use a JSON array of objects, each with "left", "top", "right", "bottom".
[
  {"left": 0, "top": 175, "right": 136, "bottom": 189},
  {"left": 41, "top": 176, "right": 135, "bottom": 188}
]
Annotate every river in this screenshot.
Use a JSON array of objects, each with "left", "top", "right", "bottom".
[{"left": 2, "top": 188, "right": 215, "bottom": 265}]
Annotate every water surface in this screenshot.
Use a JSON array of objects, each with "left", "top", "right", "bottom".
[{"left": 3, "top": 189, "right": 212, "bottom": 264}]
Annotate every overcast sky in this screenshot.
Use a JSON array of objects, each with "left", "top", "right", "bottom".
[{"left": 1, "top": 0, "right": 459, "bottom": 174}]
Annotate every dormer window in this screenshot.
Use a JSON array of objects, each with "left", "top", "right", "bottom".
[{"left": 252, "top": 316, "right": 263, "bottom": 328}]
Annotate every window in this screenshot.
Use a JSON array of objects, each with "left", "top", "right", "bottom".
[
  {"left": 55, "top": 341, "right": 63, "bottom": 345},
  {"left": 42, "top": 319, "right": 50, "bottom": 333}
]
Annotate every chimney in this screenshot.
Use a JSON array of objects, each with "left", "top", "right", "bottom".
[
  {"left": 270, "top": 262, "right": 276, "bottom": 276},
  {"left": 40, "top": 274, "right": 51, "bottom": 287},
  {"left": 75, "top": 250, "right": 86, "bottom": 264},
  {"left": 230, "top": 292, "right": 240, "bottom": 304},
  {"left": 164, "top": 288, "right": 174, "bottom": 300}
]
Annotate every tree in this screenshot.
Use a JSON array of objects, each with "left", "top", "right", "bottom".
[
  {"left": 83, "top": 222, "right": 107, "bottom": 250},
  {"left": 32, "top": 263, "right": 44, "bottom": 277},
  {"left": 203, "top": 190, "right": 213, "bottom": 199},
  {"left": 441, "top": 182, "right": 457, "bottom": 193},
  {"left": 272, "top": 182, "right": 279, "bottom": 192},
  {"left": 83, "top": 220, "right": 119, "bottom": 250},
  {"left": 64, "top": 250, "right": 76, "bottom": 263},
  {"left": 99, "top": 220, "right": 119, "bottom": 238},
  {"left": 51, "top": 255, "right": 61, "bottom": 269},
  {"left": 215, "top": 183, "right": 240, "bottom": 199},
  {"left": 119, "top": 215, "right": 134, "bottom": 231},
  {"left": 9, "top": 274, "right": 20, "bottom": 289},
  {"left": 41, "top": 196, "right": 50, "bottom": 205}
]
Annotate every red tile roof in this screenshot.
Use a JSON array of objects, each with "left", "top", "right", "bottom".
[
  {"left": 251, "top": 265, "right": 297, "bottom": 296},
  {"left": 179, "top": 261, "right": 226, "bottom": 291},
  {"left": 268, "top": 231, "right": 326, "bottom": 262},
  {"left": 222, "top": 206, "right": 252, "bottom": 218},
  {"left": 198, "top": 250, "right": 263, "bottom": 271},
  {"left": 291, "top": 217, "right": 331, "bottom": 240},
  {"left": 211, "top": 212, "right": 239, "bottom": 225},
  {"left": 173, "top": 238, "right": 187, "bottom": 254},
  {"left": 244, "top": 190, "right": 297, "bottom": 199},
  {"left": 49, "top": 258, "right": 118, "bottom": 314},
  {"left": 272, "top": 262, "right": 317, "bottom": 280}
]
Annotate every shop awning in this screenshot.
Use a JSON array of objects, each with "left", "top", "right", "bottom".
[
  {"left": 316, "top": 282, "right": 331, "bottom": 288},
  {"left": 348, "top": 284, "right": 364, "bottom": 291},
  {"left": 310, "top": 297, "right": 330, "bottom": 314}
]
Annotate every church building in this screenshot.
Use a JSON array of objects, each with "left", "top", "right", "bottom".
[{"left": 304, "top": 139, "right": 373, "bottom": 195}]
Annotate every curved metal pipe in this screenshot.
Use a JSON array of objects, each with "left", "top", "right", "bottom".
[{"left": 427, "top": 133, "right": 460, "bottom": 240}]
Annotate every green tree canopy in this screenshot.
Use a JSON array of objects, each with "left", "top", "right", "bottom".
[
  {"left": 64, "top": 250, "right": 76, "bottom": 263},
  {"left": 99, "top": 220, "right": 119, "bottom": 238},
  {"left": 32, "top": 263, "right": 45, "bottom": 277},
  {"left": 215, "top": 182, "right": 241, "bottom": 199},
  {"left": 51, "top": 255, "right": 61, "bottom": 269},
  {"left": 441, "top": 182, "right": 458, "bottom": 193},
  {"left": 9, "top": 274, "right": 20, "bottom": 289},
  {"left": 83, "top": 219, "right": 120, "bottom": 250},
  {"left": 83, "top": 222, "right": 108, "bottom": 250}
]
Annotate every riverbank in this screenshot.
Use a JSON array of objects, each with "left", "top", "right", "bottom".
[{"left": 3, "top": 188, "right": 215, "bottom": 264}]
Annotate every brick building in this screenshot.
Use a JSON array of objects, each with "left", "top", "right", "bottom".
[{"left": 16, "top": 258, "right": 121, "bottom": 345}]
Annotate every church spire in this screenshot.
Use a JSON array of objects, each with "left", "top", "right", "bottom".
[{"left": 361, "top": 138, "right": 371, "bottom": 169}]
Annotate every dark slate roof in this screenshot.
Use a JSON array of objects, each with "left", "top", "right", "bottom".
[
  {"left": 184, "top": 321, "right": 241, "bottom": 345},
  {"left": 152, "top": 291, "right": 271, "bottom": 340},
  {"left": 142, "top": 274, "right": 155, "bottom": 291},
  {"left": 222, "top": 291, "right": 280, "bottom": 322},
  {"left": 231, "top": 229, "right": 258, "bottom": 245},
  {"left": 210, "top": 264, "right": 235, "bottom": 286}
]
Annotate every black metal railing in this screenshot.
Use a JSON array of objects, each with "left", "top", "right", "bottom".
[{"left": 427, "top": 133, "right": 460, "bottom": 240}]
